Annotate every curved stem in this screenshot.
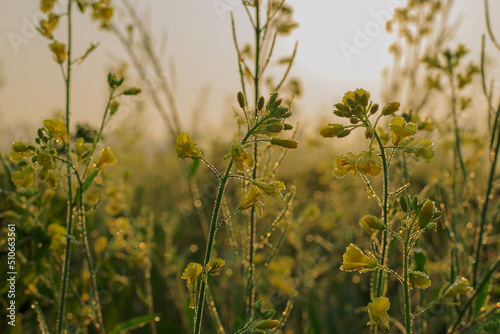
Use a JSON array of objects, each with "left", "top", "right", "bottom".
[{"left": 373, "top": 131, "right": 390, "bottom": 298}]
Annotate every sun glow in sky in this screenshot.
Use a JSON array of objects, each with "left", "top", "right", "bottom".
[{"left": 0, "top": 0, "right": 496, "bottom": 143}]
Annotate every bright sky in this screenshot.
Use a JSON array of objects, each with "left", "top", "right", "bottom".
[{"left": 0, "top": 0, "right": 497, "bottom": 141}]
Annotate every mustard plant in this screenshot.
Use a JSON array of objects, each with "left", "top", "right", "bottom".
[
  {"left": 4, "top": 1, "right": 146, "bottom": 332},
  {"left": 176, "top": 2, "right": 300, "bottom": 332},
  {"left": 321, "top": 89, "right": 473, "bottom": 333}
]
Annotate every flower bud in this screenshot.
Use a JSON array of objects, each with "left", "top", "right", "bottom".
[
  {"left": 270, "top": 138, "right": 298, "bottom": 149},
  {"left": 336, "top": 129, "right": 351, "bottom": 138},
  {"left": 265, "top": 122, "right": 284, "bottom": 133},
  {"left": 237, "top": 91, "right": 246, "bottom": 109},
  {"left": 418, "top": 199, "right": 434, "bottom": 229},
  {"left": 320, "top": 124, "right": 344, "bottom": 138},
  {"left": 257, "top": 96, "right": 265, "bottom": 111},
  {"left": 123, "top": 87, "right": 142, "bottom": 96},
  {"left": 360, "top": 215, "right": 385, "bottom": 231},
  {"left": 256, "top": 319, "right": 280, "bottom": 330},
  {"left": 382, "top": 101, "right": 400, "bottom": 115},
  {"left": 370, "top": 104, "right": 379, "bottom": 114}
]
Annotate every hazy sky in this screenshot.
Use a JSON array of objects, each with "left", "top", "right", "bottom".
[{"left": 0, "top": 0, "right": 498, "bottom": 141}]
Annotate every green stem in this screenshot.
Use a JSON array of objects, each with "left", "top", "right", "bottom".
[
  {"left": 83, "top": 94, "right": 113, "bottom": 176},
  {"left": 373, "top": 131, "right": 390, "bottom": 298},
  {"left": 57, "top": 1, "right": 73, "bottom": 333},
  {"left": 194, "top": 122, "right": 262, "bottom": 333},
  {"left": 78, "top": 179, "right": 106, "bottom": 333},
  {"left": 247, "top": 2, "right": 261, "bottom": 318},
  {"left": 472, "top": 102, "right": 500, "bottom": 287},
  {"left": 403, "top": 226, "right": 412, "bottom": 334}
]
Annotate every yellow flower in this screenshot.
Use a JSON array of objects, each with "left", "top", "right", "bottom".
[
  {"left": 205, "top": 258, "right": 225, "bottom": 277},
  {"left": 231, "top": 143, "right": 254, "bottom": 172},
  {"left": 404, "top": 139, "right": 435, "bottom": 161},
  {"left": 252, "top": 178, "right": 285, "bottom": 198},
  {"left": 342, "top": 88, "right": 370, "bottom": 107},
  {"left": 439, "top": 277, "right": 472, "bottom": 301},
  {"left": 356, "top": 151, "right": 382, "bottom": 177},
  {"left": 238, "top": 185, "right": 264, "bottom": 215},
  {"left": 409, "top": 271, "right": 431, "bottom": 289},
  {"left": 367, "top": 297, "right": 391, "bottom": 331},
  {"left": 44, "top": 119, "right": 69, "bottom": 144},
  {"left": 333, "top": 153, "right": 357, "bottom": 178},
  {"left": 95, "top": 147, "right": 117, "bottom": 169},
  {"left": 389, "top": 117, "right": 418, "bottom": 146},
  {"left": 11, "top": 166, "right": 36, "bottom": 188},
  {"left": 340, "top": 244, "right": 378, "bottom": 273},
  {"left": 182, "top": 262, "right": 202, "bottom": 309},
  {"left": 175, "top": 133, "right": 202, "bottom": 160},
  {"left": 49, "top": 41, "right": 67, "bottom": 64},
  {"left": 10, "top": 141, "right": 36, "bottom": 162}
]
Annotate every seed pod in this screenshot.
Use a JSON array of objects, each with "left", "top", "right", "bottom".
[
  {"left": 283, "top": 123, "right": 293, "bottom": 130},
  {"left": 237, "top": 91, "right": 246, "bottom": 109},
  {"left": 350, "top": 117, "right": 359, "bottom": 124}
]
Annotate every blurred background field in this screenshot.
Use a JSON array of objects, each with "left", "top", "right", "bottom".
[{"left": 1, "top": 1, "right": 500, "bottom": 333}]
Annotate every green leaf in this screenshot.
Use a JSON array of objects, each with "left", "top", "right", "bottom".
[
  {"left": 82, "top": 169, "right": 99, "bottom": 193},
  {"left": 109, "top": 313, "right": 160, "bottom": 334},
  {"left": 189, "top": 159, "right": 200, "bottom": 179},
  {"left": 413, "top": 249, "right": 426, "bottom": 272},
  {"left": 474, "top": 278, "right": 490, "bottom": 316}
]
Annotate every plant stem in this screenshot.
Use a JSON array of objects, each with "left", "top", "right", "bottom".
[
  {"left": 57, "top": 1, "right": 73, "bottom": 332},
  {"left": 247, "top": 1, "right": 261, "bottom": 318},
  {"left": 373, "top": 131, "right": 390, "bottom": 298},
  {"left": 193, "top": 117, "right": 264, "bottom": 333},
  {"left": 194, "top": 162, "right": 232, "bottom": 334},
  {"left": 472, "top": 102, "right": 500, "bottom": 287},
  {"left": 403, "top": 227, "right": 412, "bottom": 334}
]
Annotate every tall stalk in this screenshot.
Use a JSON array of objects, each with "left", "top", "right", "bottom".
[
  {"left": 56, "top": 1, "right": 73, "bottom": 332},
  {"left": 247, "top": 1, "right": 261, "bottom": 317}
]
